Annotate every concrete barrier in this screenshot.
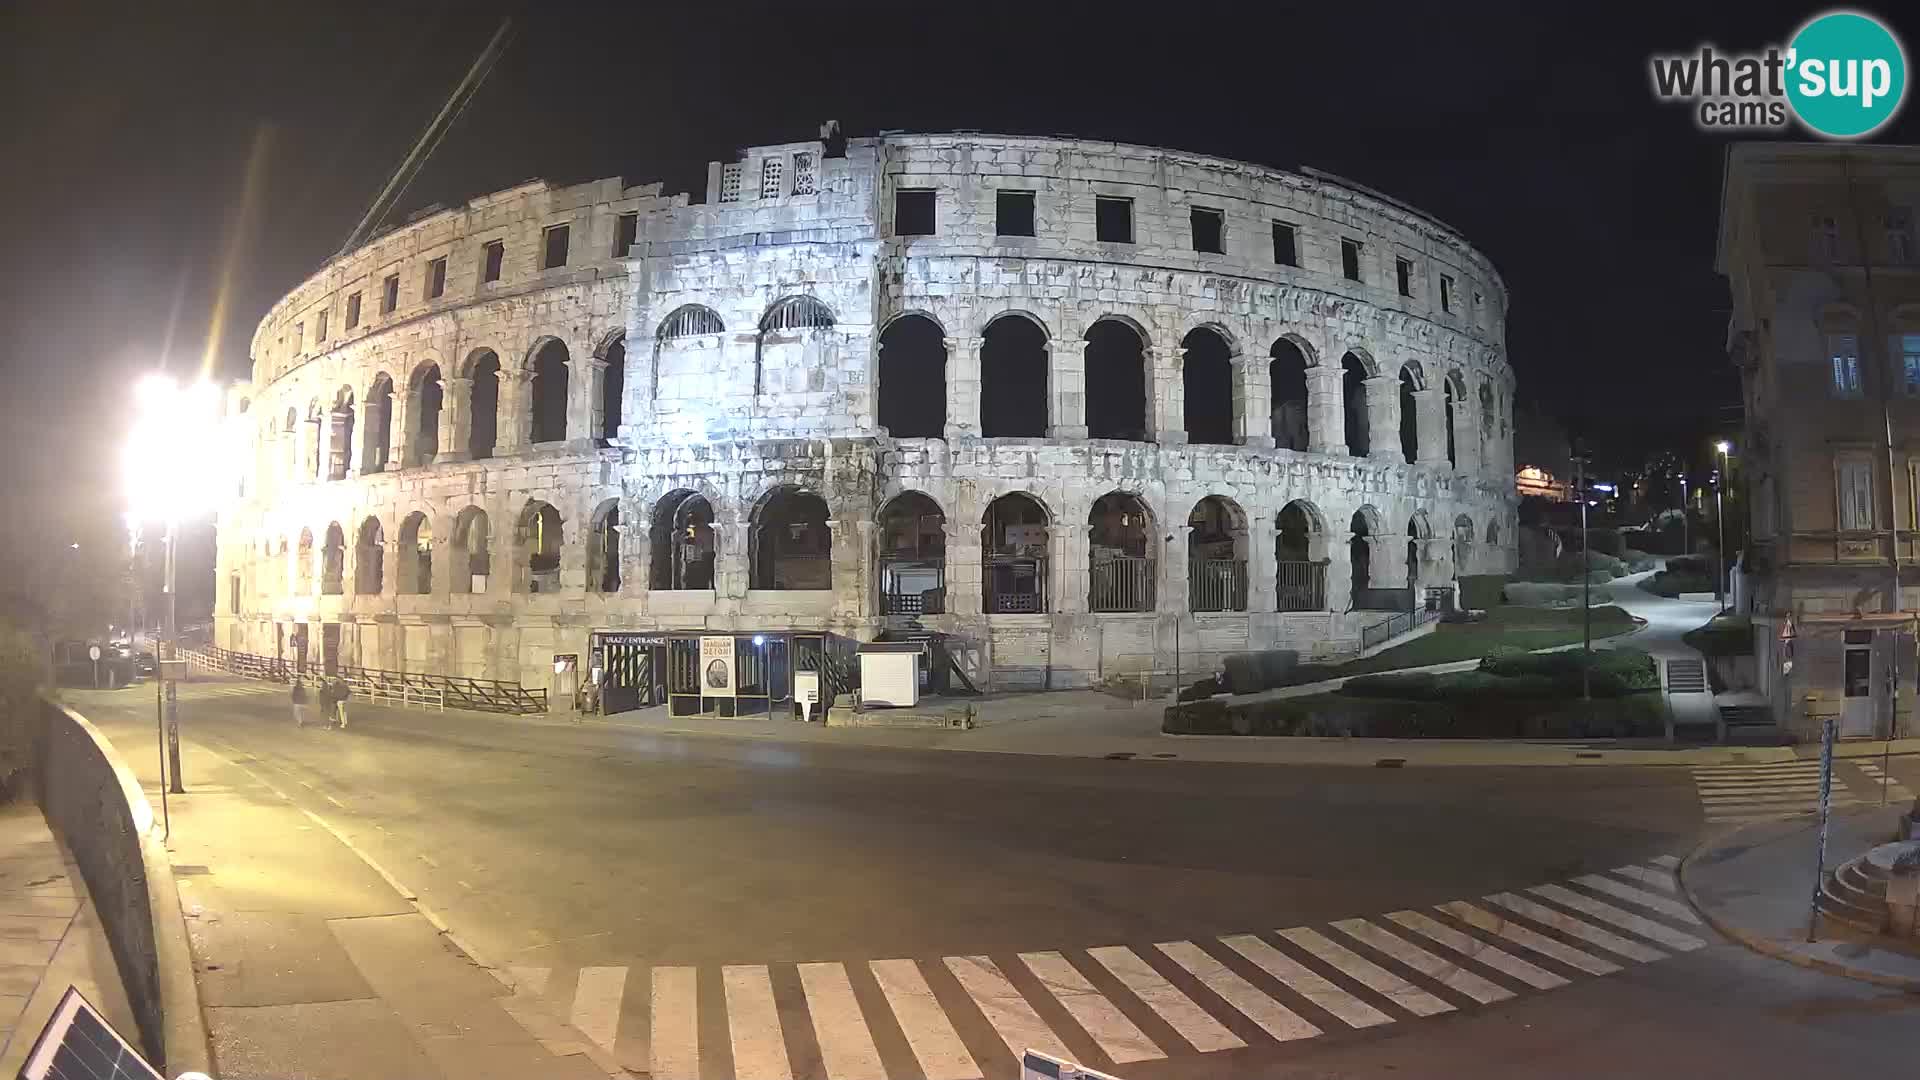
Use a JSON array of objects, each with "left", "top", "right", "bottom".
[{"left": 31, "top": 697, "right": 210, "bottom": 1074}]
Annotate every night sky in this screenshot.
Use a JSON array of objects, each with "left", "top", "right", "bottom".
[{"left": 4, "top": 1, "right": 1917, "bottom": 528}]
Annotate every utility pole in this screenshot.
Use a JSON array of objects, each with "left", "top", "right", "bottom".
[
  {"left": 1715, "top": 441, "right": 1730, "bottom": 613},
  {"left": 164, "top": 519, "right": 183, "bottom": 794},
  {"left": 1574, "top": 451, "right": 1592, "bottom": 703}
]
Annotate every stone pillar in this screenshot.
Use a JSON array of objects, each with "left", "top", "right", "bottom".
[
  {"left": 943, "top": 522, "right": 982, "bottom": 616},
  {"left": 1306, "top": 363, "right": 1345, "bottom": 456},
  {"left": 1413, "top": 387, "right": 1449, "bottom": 466},
  {"left": 1165, "top": 525, "right": 1194, "bottom": 613},
  {"left": 1050, "top": 523, "right": 1087, "bottom": 614},
  {"left": 1327, "top": 534, "right": 1355, "bottom": 614},
  {"left": 714, "top": 512, "right": 750, "bottom": 600},
  {"left": 1373, "top": 532, "right": 1408, "bottom": 589},
  {"left": 571, "top": 356, "right": 605, "bottom": 446},
  {"left": 1450, "top": 392, "right": 1481, "bottom": 475},
  {"left": 499, "top": 369, "right": 532, "bottom": 453},
  {"left": 827, "top": 519, "right": 868, "bottom": 619},
  {"left": 1150, "top": 345, "right": 1186, "bottom": 445},
  {"left": 1235, "top": 356, "right": 1275, "bottom": 449},
  {"left": 944, "top": 336, "right": 982, "bottom": 440},
  {"left": 1364, "top": 376, "right": 1400, "bottom": 462},
  {"left": 337, "top": 409, "right": 359, "bottom": 478},
  {"left": 387, "top": 391, "right": 410, "bottom": 472},
  {"left": 1249, "top": 517, "right": 1278, "bottom": 612},
  {"left": 308, "top": 415, "right": 328, "bottom": 482},
  {"left": 438, "top": 376, "right": 471, "bottom": 462},
  {"left": 381, "top": 539, "right": 401, "bottom": 604},
  {"left": 1048, "top": 339, "right": 1088, "bottom": 439}
]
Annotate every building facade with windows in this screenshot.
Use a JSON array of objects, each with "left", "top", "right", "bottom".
[
  {"left": 214, "top": 129, "right": 1517, "bottom": 708},
  {"left": 1718, "top": 142, "right": 1920, "bottom": 740}
]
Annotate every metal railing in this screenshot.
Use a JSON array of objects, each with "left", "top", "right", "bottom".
[
  {"left": 985, "top": 555, "right": 1048, "bottom": 614},
  {"left": 1189, "top": 558, "right": 1248, "bottom": 612},
  {"left": 1276, "top": 560, "right": 1328, "bottom": 612},
  {"left": 1358, "top": 605, "right": 1442, "bottom": 651},
  {"left": 184, "top": 645, "right": 547, "bottom": 714},
  {"left": 1090, "top": 556, "right": 1155, "bottom": 613}
]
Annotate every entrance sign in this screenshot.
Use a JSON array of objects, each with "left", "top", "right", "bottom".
[
  {"left": 699, "top": 635, "right": 736, "bottom": 697},
  {"left": 795, "top": 669, "right": 820, "bottom": 722}
]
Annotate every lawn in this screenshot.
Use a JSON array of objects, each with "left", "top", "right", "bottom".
[
  {"left": 1324, "top": 604, "right": 1639, "bottom": 677},
  {"left": 1164, "top": 687, "right": 1666, "bottom": 739}
]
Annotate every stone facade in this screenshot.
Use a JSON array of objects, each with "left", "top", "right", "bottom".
[{"left": 214, "top": 130, "right": 1517, "bottom": 702}]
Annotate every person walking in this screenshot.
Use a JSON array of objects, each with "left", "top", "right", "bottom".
[
  {"left": 291, "top": 677, "right": 310, "bottom": 728},
  {"left": 331, "top": 676, "right": 351, "bottom": 730}
]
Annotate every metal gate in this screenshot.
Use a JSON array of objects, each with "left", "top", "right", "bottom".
[
  {"left": 665, "top": 633, "right": 800, "bottom": 718},
  {"left": 595, "top": 633, "right": 661, "bottom": 715}
]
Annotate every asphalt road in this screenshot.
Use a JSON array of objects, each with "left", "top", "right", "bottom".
[{"left": 67, "top": 686, "right": 1920, "bottom": 1078}]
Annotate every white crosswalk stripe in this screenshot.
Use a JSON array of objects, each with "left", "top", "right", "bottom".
[
  {"left": 1330, "top": 918, "right": 1514, "bottom": 1005},
  {"left": 1384, "top": 910, "right": 1569, "bottom": 990},
  {"left": 495, "top": 860, "right": 1703, "bottom": 1076},
  {"left": 723, "top": 964, "right": 793, "bottom": 1080},
  {"left": 1086, "top": 946, "right": 1243, "bottom": 1052},
  {"left": 1155, "top": 940, "right": 1320, "bottom": 1042},
  {"left": 869, "top": 959, "right": 981, "bottom": 1080},
  {"left": 799, "top": 962, "right": 887, "bottom": 1080},
  {"left": 1220, "top": 933, "right": 1393, "bottom": 1029},
  {"left": 1853, "top": 759, "right": 1917, "bottom": 804},
  {"left": 1019, "top": 951, "right": 1163, "bottom": 1063},
  {"left": 946, "top": 955, "right": 1073, "bottom": 1062},
  {"left": 1486, "top": 892, "right": 1668, "bottom": 962},
  {"left": 1571, "top": 874, "right": 1702, "bottom": 924},
  {"left": 1693, "top": 761, "right": 1864, "bottom": 823}
]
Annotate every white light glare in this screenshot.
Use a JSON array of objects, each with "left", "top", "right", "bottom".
[
  {"left": 124, "top": 375, "right": 230, "bottom": 523},
  {"left": 1715, "top": 440, "right": 1732, "bottom": 454}
]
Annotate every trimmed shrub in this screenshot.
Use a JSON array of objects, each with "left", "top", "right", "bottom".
[
  {"left": 1621, "top": 548, "right": 1657, "bottom": 573},
  {"left": 1459, "top": 574, "right": 1510, "bottom": 611},
  {"left": 1220, "top": 650, "right": 1299, "bottom": 695},
  {"left": 1640, "top": 569, "right": 1715, "bottom": 598}
]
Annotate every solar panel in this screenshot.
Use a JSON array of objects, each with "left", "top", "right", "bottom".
[{"left": 14, "top": 986, "right": 163, "bottom": 1080}]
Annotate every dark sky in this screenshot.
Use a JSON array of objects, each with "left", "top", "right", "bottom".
[{"left": 4, "top": 0, "right": 1917, "bottom": 525}]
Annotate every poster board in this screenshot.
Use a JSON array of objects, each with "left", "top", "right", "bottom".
[
  {"left": 795, "top": 670, "right": 820, "bottom": 721},
  {"left": 699, "top": 635, "right": 736, "bottom": 697}
]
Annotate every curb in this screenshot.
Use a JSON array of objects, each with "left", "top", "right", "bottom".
[{"left": 1678, "top": 816, "right": 1920, "bottom": 993}]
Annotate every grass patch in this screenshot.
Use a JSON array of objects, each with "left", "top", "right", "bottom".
[{"left": 1331, "top": 604, "right": 1637, "bottom": 676}]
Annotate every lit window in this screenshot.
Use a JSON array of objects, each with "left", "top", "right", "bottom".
[
  {"left": 1829, "top": 334, "right": 1862, "bottom": 397},
  {"left": 1905, "top": 333, "right": 1920, "bottom": 396},
  {"left": 1839, "top": 458, "right": 1875, "bottom": 531}
]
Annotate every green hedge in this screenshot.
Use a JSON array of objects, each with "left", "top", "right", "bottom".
[
  {"left": 1337, "top": 648, "right": 1656, "bottom": 702},
  {"left": 1164, "top": 688, "right": 1667, "bottom": 739},
  {"left": 1640, "top": 569, "right": 1715, "bottom": 598},
  {"left": 1459, "top": 574, "right": 1511, "bottom": 611},
  {"left": 1683, "top": 617, "right": 1755, "bottom": 658}
]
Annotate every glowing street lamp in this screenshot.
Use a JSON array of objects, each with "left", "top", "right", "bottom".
[
  {"left": 1715, "top": 440, "right": 1732, "bottom": 612},
  {"left": 124, "top": 373, "right": 227, "bottom": 796}
]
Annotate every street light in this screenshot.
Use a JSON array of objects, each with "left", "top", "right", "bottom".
[
  {"left": 124, "top": 373, "right": 227, "bottom": 795},
  {"left": 1714, "top": 440, "right": 1732, "bottom": 613},
  {"left": 1572, "top": 452, "right": 1592, "bottom": 704}
]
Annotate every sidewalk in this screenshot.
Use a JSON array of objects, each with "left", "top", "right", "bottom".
[
  {"left": 0, "top": 801, "right": 137, "bottom": 1076},
  {"left": 1681, "top": 805, "right": 1920, "bottom": 989},
  {"left": 88, "top": 712, "right": 608, "bottom": 1080}
]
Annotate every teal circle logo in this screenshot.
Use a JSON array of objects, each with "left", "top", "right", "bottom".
[{"left": 1786, "top": 11, "right": 1907, "bottom": 138}]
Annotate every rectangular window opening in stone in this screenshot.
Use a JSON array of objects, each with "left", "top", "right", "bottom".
[
  {"left": 1341, "top": 238, "right": 1363, "bottom": 281},
  {"left": 316, "top": 308, "right": 328, "bottom": 342},
  {"left": 1839, "top": 457, "right": 1875, "bottom": 531},
  {"left": 427, "top": 256, "right": 447, "bottom": 300},
  {"left": 1829, "top": 333, "right": 1862, "bottom": 397},
  {"left": 1440, "top": 274, "right": 1454, "bottom": 313},
  {"left": 1904, "top": 333, "right": 1920, "bottom": 396},
  {"left": 381, "top": 273, "right": 399, "bottom": 315},
  {"left": 719, "top": 162, "right": 743, "bottom": 203},
  {"left": 1395, "top": 257, "right": 1413, "bottom": 297},
  {"left": 542, "top": 223, "right": 570, "bottom": 270},
  {"left": 1272, "top": 221, "right": 1298, "bottom": 266},
  {"left": 482, "top": 239, "right": 505, "bottom": 283},
  {"left": 615, "top": 211, "right": 639, "bottom": 257},
  {"left": 1096, "top": 196, "right": 1133, "bottom": 243},
  {"left": 760, "top": 157, "right": 784, "bottom": 200},
  {"left": 791, "top": 152, "right": 816, "bottom": 196},
  {"left": 996, "top": 190, "right": 1035, "bottom": 237},
  {"left": 1191, "top": 207, "right": 1223, "bottom": 254},
  {"left": 345, "top": 291, "right": 362, "bottom": 330},
  {"left": 894, "top": 189, "right": 936, "bottom": 236}
]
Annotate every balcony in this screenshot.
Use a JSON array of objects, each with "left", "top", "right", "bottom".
[
  {"left": 1090, "top": 556, "right": 1155, "bottom": 613},
  {"left": 1189, "top": 558, "right": 1248, "bottom": 612}
]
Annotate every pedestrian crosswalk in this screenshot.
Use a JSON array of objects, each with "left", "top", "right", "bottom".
[
  {"left": 500, "top": 858, "right": 1699, "bottom": 1079},
  {"left": 1691, "top": 759, "right": 1916, "bottom": 824}
]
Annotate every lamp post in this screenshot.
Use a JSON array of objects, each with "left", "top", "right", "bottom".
[
  {"left": 1714, "top": 440, "right": 1731, "bottom": 612},
  {"left": 124, "top": 374, "right": 226, "bottom": 796},
  {"left": 1573, "top": 452, "right": 1592, "bottom": 703},
  {"left": 1680, "top": 472, "right": 1690, "bottom": 556}
]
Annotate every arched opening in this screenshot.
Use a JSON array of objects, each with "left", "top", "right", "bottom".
[
  {"left": 1486, "top": 519, "right": 1501, "bottom": 547},
  {"left": 1407, "top": 512, "right": 1432, "bottom": 591},
  {"left": 1479, "top": 381, "right": 1496, "bottom": 461},
  {"left": 1342, "top": 352, "right": 1371, "bottom": 456},
  {"left": 1269, "top": 339, "right": 1310, "bottom": 451},
  {"left": 1399, "top": 366, "right": 1420, "bottom": 463},
  {"left": 321, "top": 522, "right": 346, "bottom": 595},
  {"left": 410, "top": 364, "right": 442, "bottom": 466},
  {"left": 980, "top": 314, "right": 1048, "bottom": 437},
  {"left": 1349, "top": 510, "right": 1373, "bottom": 598},
  {"left": 1089, "top": 491, "right": 1155, "bottom": 612},
  {"left": 878, "top": 492, "right": 947, "bottom": 615},
  {"left": 296, "top": 527, "right": 314, "bottom": 593},
  {"left": 599, "top": 338, "right": 625, "bottom": 444},
  {"left": 751, "top": 487, "right": 832, "bottom": 590},
  {"left": 649, "top": 491, "right": 716, "bottom": 590},
  {"left": 1181, "top": 328, "right": 1235, "bottom": 446},
  {"left": 308, "top": 400, "right": 324, "bottom": 479},
  {"left": 399, "top": 512, "right": 432, "bottom": 594},
  {"left": 756, "top": 296, "right": 835, "bottom": 399},
  {"left": 1276, "top": 501, "right": 1329, "bottom": 611},
  {"left": 1187, "top": 496, "right": 1247, "bottom": 611},
  {"left": 330, "top": 387, "right": 356, "bottom": 480},
  {"left": 530, "top": 340, "right": 569, "bottom": 444},
  {"left": 982, "top": 493, "right": 1050, "bottom": 613},
  {"left": 1453, "top": 514, "right": 1475, "bottom": 577},
  {"left": 516, "top": 501, "right": 563, "bottom": 593},
  {"left": 450, "top": 507, "right": 490, "bottom": 593},
  {"left": 467, "top": 350, "right": 500, "bottom": 459},
  {"left": 877, "top": 315, "right": 947, "bottom": 438},
  {"left": 354, "top": 517, "right": 384, "bottom": 595},
  {"left": 1444, "top": 375, "right": 1459, "bottom": 467},
  {"left": 588, "top": 500, "right": 622, "bottom": 593},
  {"left": 364, "top": 374, "right": 393, "bottom": 472},
  {"left": 284, "top": 408, "right": 299, "bottom": 481},
  {"left": 1085, "top": 319, "right": 1148, "bottom": 441}
]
